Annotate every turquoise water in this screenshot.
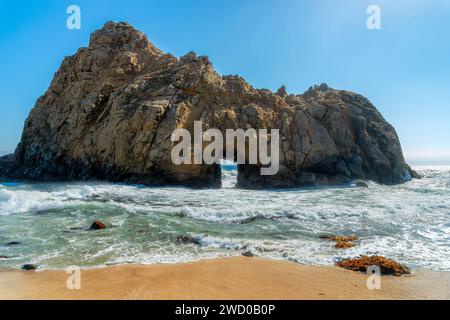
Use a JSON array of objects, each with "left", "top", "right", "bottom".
[{"left": 0, "top": 166, "right": 449, "bottom": 271}]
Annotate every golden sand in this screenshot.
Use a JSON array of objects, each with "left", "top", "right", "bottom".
[{"left": 0, "top": 257, "right": 448, "bottom": 300}]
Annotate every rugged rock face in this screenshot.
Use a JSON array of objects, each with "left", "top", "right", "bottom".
[{"left": 0, "top": 21, "right": 416, "bottom": 188}]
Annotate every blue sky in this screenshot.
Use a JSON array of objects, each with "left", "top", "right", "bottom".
[{"left": 0, "top": 0, "right": 449, "bottom": 164}]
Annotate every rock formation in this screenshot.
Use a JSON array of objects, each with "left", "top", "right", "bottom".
[
  {"left": 336, "top": 255, "right": 410, "bottom": 275},
  {"left": 0, "top": 21, "right": 416, "bottom": 188}
]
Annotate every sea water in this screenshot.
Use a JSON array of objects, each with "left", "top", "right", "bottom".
[{"left": 0, "top": 166, "right": 449, "bottom": 271}]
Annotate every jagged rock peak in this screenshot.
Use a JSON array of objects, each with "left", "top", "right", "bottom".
[
  {"left": 89, "top": 21, "right": 162, "bottom": 55},
  {"left": 303, "top": 83, "right": 332, "bottom": 97},
  {"left": 276, "top": 85, "right": 288, "bottom": 97},
  {"left": 180, "top": 51, "right": 197, "bottom": 63}
]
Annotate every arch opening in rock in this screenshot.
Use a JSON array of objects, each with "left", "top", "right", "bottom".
[{"left": 220, "top": 160, "right": 238, "bottom": 189}]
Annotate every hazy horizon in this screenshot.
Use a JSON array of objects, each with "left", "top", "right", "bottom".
[{"left": 1, "top": 150, "right": 449, "bottom": 166}]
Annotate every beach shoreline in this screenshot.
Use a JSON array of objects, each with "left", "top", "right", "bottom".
[{"left": 0, "top": 257, "right": 449, "bottom": 300}]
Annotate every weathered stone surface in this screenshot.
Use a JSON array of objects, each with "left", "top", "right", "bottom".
[
  {"left": 0, "top": 21, "right": 416, "bottom": 188},
  {"left": 21, "top": 264, "right": 37, "bottom": 271},
  {"left": 176, "top": 235, "right": 201, "bottom": 246},
  {"left": 90, "top": 221, "right": 106, "bottom": 230},
  {"left": 336, "top": 255, "right": 410, "bottom": 275},
  {"left": 320, "top": 235, "right": 359, "bottom": 249}
]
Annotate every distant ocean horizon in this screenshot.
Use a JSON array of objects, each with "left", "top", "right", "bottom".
[
  {"left": 1, "top": 149, "right": 450, "bottom": 165},
  {"left": 408, "top": 160, "right": 450, "bottom": 166}
]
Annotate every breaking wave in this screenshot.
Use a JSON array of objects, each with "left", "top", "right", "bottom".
[{"left": 0, "top": 166, "right": 449, "bottom": 271}]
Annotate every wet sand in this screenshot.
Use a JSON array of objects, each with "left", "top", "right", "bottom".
[{"left": 0, "top": 257, "right": 449, "bottom": 300}]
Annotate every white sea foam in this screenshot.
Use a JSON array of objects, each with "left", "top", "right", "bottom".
[
  {"left": 0, "top": 184, "right": 100, "bottom": 215},
  {"left": 0, "top": 166, "right": 449, "bottom": 271},
  {"left": 0, "top": 188, "right": 66, "bottom": 214}
]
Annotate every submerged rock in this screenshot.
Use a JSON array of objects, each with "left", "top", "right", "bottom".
[
  {"left": 176, "top": 235, "right": 201, "bottom": 246},
  {"left": 320, "top": 235, "right": 358, "bottom": 242},
  {"left": 0, "top": 255, "right": 8, "bottom": 259},
  {"left": 69, "top": 227, "right": 84, "bottom": 231},
  {"left": 320, "top": 235, "right": 359, "bottom": 249},
  {"left": 0, "top": 21, "right": 416, "bottom": 189},
  {"left": 334, "top": 241, "right": 355, "bottom": 249},
  {"left": 355, "top": 181, "right": 369, "bottom": 188},
  {"left": 90, "top": 221, "right": 106, "bottom": 230},
  {"left": 21, "top": 264, "right": 37, "bottom": 271},
  {"left": 336, "top": 255, "right": 410, "bottom": 275},
  {"left": 6, "top": 241, "right": 21, "bottom": 246},
  {"left": 242, "top": 250, "right": 255, "bottom": 257}
]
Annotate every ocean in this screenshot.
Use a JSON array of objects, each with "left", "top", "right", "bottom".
[{"left": 0, "top": 166, "right": 449, "bottom": 271}]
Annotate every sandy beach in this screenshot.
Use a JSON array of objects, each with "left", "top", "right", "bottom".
[{"left": 0, "top": 257, "right": 449, "bottom": 300}]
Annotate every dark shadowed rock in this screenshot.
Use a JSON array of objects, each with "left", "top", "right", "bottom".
[
  {"left": 176, "top": 235, "right": 201, "bottom": 245},
  {"left": 355, "top": 181, "right": 369, "bottom": 188},
  {"left": 6, "top": 241, "right": 21, "bottom": 246},
  {"left": 90, "top": 221, "right": 106, "bottom": 230},
  {"left": 242, "top": 250, "right": 254, "bottom": 257},
  {"left": 0, "top": 21, "right": 416, "bottom": 189},
  {"left": 21, "top": 264, "right": 37, "bottom": 271}
]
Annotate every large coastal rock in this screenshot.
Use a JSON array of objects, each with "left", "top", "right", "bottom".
[{"left": 0, "top": 22, "right": 416, "bottom": 188}]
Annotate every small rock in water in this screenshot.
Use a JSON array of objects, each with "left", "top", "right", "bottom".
[
  {"left": 355, "top": 181, "right": 369, "bottom": 188},
  {"left": 320, "top": 235, "right": 359, "bottom": 250},
  {"left": 90, "top": 221, "right": 106, "bottom": 230},
  {"left": 319, "top": 235, "right": 358, "bottom": 242},
  {"left": 6, "top": 241, "right": 21, "bottom": 246},
  {"left": 336, "top": 255, "right": 410, "bottom": 276},
  {"left": 0, "top": 255, "right": 8, "bottom": 259},
  {"left": 176, "top": 235, "right": 201, "bottom": 246},
  {"left": 333, "top": 236, "right": 359, "bottom": 242},
  {"left": 335, "top": 241, "right": 354, "bottom": 249},
  {"left": 242, "top": 251, "right": 254, "bottom": 257},
  {"left": 22, "top": 264, "right": 37, "bottom": 271}
]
